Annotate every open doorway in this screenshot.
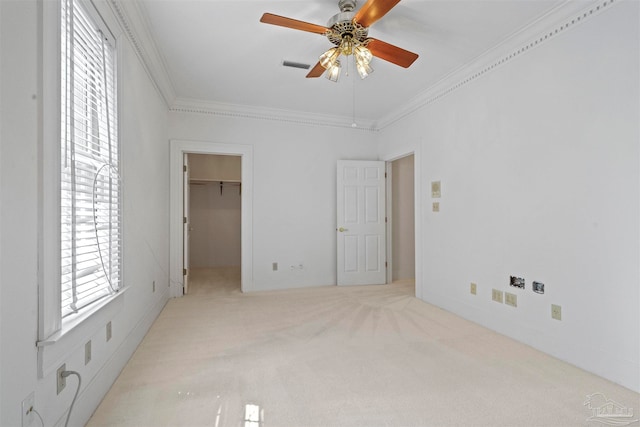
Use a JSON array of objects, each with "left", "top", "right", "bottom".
[
  {"left": 387, "top": 154, "right": 415, "bottom": 292},
  {"left": 169, "top": 140, "right": 253, "bottom": 298},
  {"left": 187, "top": 154, "right": 242, "bottom": 295}
]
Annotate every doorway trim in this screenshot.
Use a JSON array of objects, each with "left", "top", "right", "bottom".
[
  {"left": 383, "top": 148, "right": 421, "bottom": 299},
  {"left": 169, "top": 140, "right": 253, "bottom": 296}
]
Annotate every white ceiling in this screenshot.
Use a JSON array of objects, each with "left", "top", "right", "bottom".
[{"left": 137, "top": 0, "right": 566, "bottom": 123}]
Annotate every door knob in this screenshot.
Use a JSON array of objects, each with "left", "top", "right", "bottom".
[{"left": 338, "top": 227, "right": 348, "bottom": 232}]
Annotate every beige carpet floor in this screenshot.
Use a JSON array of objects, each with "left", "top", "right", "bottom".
[{"left": 87, "top": 267, "right": 639, "bottom": 427}]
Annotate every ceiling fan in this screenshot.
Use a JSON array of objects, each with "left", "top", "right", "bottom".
[{"left": 260, "top": 0, "right": 419, "bottom": 82}]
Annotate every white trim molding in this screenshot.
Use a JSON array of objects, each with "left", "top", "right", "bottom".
[
  {"left": 107, "top": 0, "right": 176, "bottom": 107},
  {"left": 170, "top": 97, "right": 378, "bottom": 132}
]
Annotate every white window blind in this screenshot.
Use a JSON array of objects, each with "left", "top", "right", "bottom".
[{"left": 61, "top": 0, "right": 120, "bottom": 318}]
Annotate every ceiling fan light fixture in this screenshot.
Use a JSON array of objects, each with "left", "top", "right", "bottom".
[
  {"left": 319, "top": 47, "right": 340, "bottom": 69},
  {"left": 354, "top": 44, "right": 372, "bottom": 64},
  {"left": 325, "top": 60, "right": 342, "bottom": 82},
  {"left": 260, "top": 0, "right": 419, "bottom": 82},
  {"left": 356, "top": 60, "right": 373, "bottom": 79}
]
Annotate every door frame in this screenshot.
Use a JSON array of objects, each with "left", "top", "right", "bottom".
[
  {"left": 169, "top": 140, "right": 253, "bottom": 296},
  {"left": 183, "top": 153, "right": 190, "bottom": 294},
  {"left": 383, "top": 149, "right": 421, "bottom": 299}
]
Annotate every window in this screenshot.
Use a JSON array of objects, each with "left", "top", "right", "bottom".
[{"left": 60, "top": 0, "right": 120, "bottom": 318}]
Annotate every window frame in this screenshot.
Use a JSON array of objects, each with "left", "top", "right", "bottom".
[{"left": 37, "top": 0, "right": 124, "bottom": 377}]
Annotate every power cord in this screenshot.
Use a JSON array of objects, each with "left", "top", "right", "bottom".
[
  {"left": 32, "top": 408, "right": 44, "bottom": 427},
  {"left": 61, "top": 370, "right": 82, "bottom": 427},
  {"left": 22, "top": 370, "right": 82, "bottom": 427}
]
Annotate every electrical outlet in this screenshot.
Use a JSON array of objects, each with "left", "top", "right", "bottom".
[
  {"left": 432, "top": 202, "right": 440, "bottom": 212},
  {"left": 551, "top": 304, "right": 562, "bottom": 320},
  {"left": 21, "top": 392, "right": 34, "bottom": 427},
  {"left": 470, "top": 282, "right": 477, "bottom": 295},
  {"left": 505, "top": 292, "right": 517, "bottom": 307},
  {"left": 106, "top": 321, "right": 112, "bottom": 341},
  {"left": 272, "top": 262, "right": 278, "bottom": 271},
  {"left": 85, "top": 340, "right": 92, "bottom": 365},
  {"left": 492, "top": 289, "right": 503, "bottom": 303},
  {"left": 510, "top": 276, "right": 525, "bottom": 289},
  {"left": 57, "top": 364, "right": 66, "bottom": 395}
]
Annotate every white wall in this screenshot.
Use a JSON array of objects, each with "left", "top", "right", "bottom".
[
  {"left": 391, "top": 155, "right": 415, "bottom": 281},
  {"left": 189, "top": 181, "right": 242, "bottom": 268},
  {"left": 378, "top": 1, "right": 639, "bottom": 392},
  {"left": 1, "top": 2, "right": 39, "bottom": 425},
  {"left": 169, "top": 113, "right": 377, "bottom": 290},
  {"left": 0, "top": 1, "right": 171, "bottom": 425}
]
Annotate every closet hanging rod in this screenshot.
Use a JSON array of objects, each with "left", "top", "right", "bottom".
[{"left": 218, "top": 181, "right": 241, "bottom": 196}]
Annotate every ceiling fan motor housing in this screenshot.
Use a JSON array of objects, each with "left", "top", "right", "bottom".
[{"left": 326, "top": 1, "right": 369, "bottom": 48}]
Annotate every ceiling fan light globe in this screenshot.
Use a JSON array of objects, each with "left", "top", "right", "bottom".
[
  {"left": 356, "top": 61, "right": 373, "bottom": 79},
  {"left": 326, "top": 60, "right": 342, "bottom": 82},
  {"left": 354, "top": 45, "right": 373, "bottom": 64},
  {"left": 319, "top": 47, "right": 340, "bottom": 69}
]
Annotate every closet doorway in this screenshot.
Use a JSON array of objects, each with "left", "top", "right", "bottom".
[
  {"left": 187, "top": 153, "right": 242, "bottom": 294},
  {"left": 387, "top": 154, "right": 415, "bottom": 292}
]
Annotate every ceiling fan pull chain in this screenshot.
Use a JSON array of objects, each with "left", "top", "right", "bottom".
[{"left": 345, "top": 51, "right": 350, "bottom": 77}]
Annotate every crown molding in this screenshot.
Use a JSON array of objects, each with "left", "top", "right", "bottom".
[
  {"left": 107, "top": 0, "right": 618, "bottom": 132},
  {"left": 375, "top": 0, "right": 617, "bottom": 130},
  {"left": 107, "top": 0, "right": 176, "bottom": 107},
  {"left": 108, "top": 0, "right": 374, "bottom": 131},
  {"left": 170, "top": 98, "right": 378, "bottom": 132}
]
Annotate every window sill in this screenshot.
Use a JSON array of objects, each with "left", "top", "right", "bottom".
[{"left": 37, "top": 287, "right": 128, "bottom": 378}]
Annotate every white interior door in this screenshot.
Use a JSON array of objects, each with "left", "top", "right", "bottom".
[
  {"left": 183, "top": 154, "right": 190, "bottom": 294},
  {"left": 337, "top": 160, "right": 386, "bottom": 285}
]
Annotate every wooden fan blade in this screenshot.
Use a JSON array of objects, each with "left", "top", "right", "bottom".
[
  {"left": 306, "top": 62, "right": 326, "bottom": 78},
  {"left": 260, "top": 13, "right": 330, "bottom": 35},
  {"left": 367, "top": 38, "right": 418, "bottom": 68},
  {"left": 353, "top": 0, "right": 401, "bottom": 28}
]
